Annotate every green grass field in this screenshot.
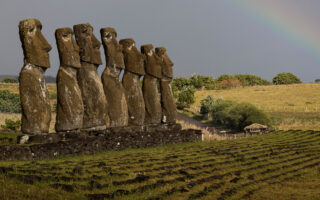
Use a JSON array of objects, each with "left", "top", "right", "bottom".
[{"left": 0, "top": 130, "right": 319, "bottom": 200}]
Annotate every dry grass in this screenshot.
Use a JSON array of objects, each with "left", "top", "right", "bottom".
[
  {"left": 0, "top": 113, "right": 56, "bottom": 133},
  {"left": 195, "top": 83, "right": 320, "bottom": 113},
  {"left": 0, "top": 83, "right": 56, "bottom": 95}
]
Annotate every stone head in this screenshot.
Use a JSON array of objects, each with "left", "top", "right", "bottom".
[
  {"left": 155, "top": 47, "right": 174, "bottom": 79},
  {"left": 19, "top": 18, "right": 52, "bottom": 68},
  {"left": 119, "top": 38, "right": 145, "bottom": 76},
  {"left": 141, "top": 44, "right": 162, "bottom": 79},
  {"left": 141, "top": 44, "right": 154, "bottom": 56},
  {"left": 55, "top": 27, "right": 81, "bottom": 68},
  {"left": 100, "top": 27, "right": 125, "bottom": 69},
  {"left": 73, "top": 23, "right": 102, "bottom": 65},
  {"left": 100, "top": 27, "right": 117, "bottom": 45}
]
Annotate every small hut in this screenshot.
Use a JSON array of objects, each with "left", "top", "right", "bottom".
[{"left": 244, "top": 123, "right": 269, "bottom": 135}]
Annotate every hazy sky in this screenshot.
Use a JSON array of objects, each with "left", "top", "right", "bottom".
[{"left": 0, "top": 0, "right": 319, "bottom": 82}]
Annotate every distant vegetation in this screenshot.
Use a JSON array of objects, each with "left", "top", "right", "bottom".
[
  {"left": 272, "top": 72, "right": 302, "bottom": 85},
  {"left": 1, "top": 77, "right": 17, "bottom": 83},
  {"left": 172, "top": 73, "right": 272, "bottom": 92},
  {"left": 315, "top": 79, "right": 320, "bottom": 83}
]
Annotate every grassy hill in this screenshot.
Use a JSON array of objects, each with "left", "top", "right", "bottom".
[
  {"left": 193, "top": 83, "right": 320, "bottom": 130},
  {"left": 0, "top": 130, "right": 319, "bottom": 200}
]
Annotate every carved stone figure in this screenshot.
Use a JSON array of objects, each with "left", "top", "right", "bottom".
[
  {"left": 156, "top": 47, "right": 176, "bottom": 124},
  {"left": 18, "top": 18, "right": 52, "bottom": 134},
  {"left": 141, "top": 44, "right": 162, "bottom": 124},
  {"left": 73, "top": 23, "right": 109, "bottom": 129},
  {"left": 55, "top": 27, "right": 84, "bottom": 132},
  {"left": 100, "top": 27, "right": 128, "bottom": 127},
  {"left": 119, "top": 38, "right": 145, "bottom": 126}
]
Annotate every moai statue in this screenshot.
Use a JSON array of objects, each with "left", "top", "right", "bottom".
[
  {"left": 119, "top": 38, "right": 145, "bottom": 126},
  {"left": 156, "top": 47, "right": 176, "bottom": 124},
  {"left": 73, "top": 23, "right": 109, "bottom": 129},
  {"left": 55, "top": 27, "right": 84, "bottom": 132},
  {"left": 18, "top": 19, "right": 52, "bottom": 134},
  {"left": 100, "top": 28, "right": 129, "bottom": 127},
  {"left": 141, "top": 44, "right": 162, "bottom": 125}
]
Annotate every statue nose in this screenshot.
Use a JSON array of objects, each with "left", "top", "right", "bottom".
[{"left": 92, "top": 35, "right": 101, "bottom": 49}]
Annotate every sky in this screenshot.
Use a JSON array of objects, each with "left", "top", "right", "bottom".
[{"left": 0, "top": 0, "right": 319, "bottom": 82}]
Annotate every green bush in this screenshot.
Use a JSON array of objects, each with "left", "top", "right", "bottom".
[
  {"left": 0, "top": 90, "right": 21, "bottom": 113},
  {"left": 272, "top": 73, "right": 301, "bottom": 85},
  {"left": 200, "top": 95, "right": 215, "bottom": 115},
  {"left": 49, "top": 93, "right": 57, "bottom": 99},
  {"left": 172, "top": 77, "right": 191, "bottom": 93},
  {"left": 234, "top": 74, "right": 271, "bottom": 86},
  {"left": 176, "top": 86, "right": 195, "bottom": 110},
  {"left": 217, "top": 74, "right": 234, "bottom": 82},
  {"left": 211, "top": 100, "right": 271, "bottom": 131},
  {"left": 1, "top": 119, "right": 21, "bottom": 131},
  {"left": 2, "top": 77, "right": 17, "bottom": 83},
  {"left": 315, "top": 79, "right": 320, "bottom": 83}
]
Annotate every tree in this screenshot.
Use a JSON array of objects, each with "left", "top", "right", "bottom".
[
  {"left": 200, "top": 95, "right": 215, "bottom": 115},
  {"left": 176, "top": 86, "right": 195, "bottom": 109},
  {"left": 315, "top": 79, "right": 320, "bottom": 83},
  {"left": 272, "top": 73, "right": 301, "bottom": 85}
]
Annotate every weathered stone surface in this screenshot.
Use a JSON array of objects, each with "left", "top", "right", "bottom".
[
  {"left": 0, "top": 125, "right": 201, "bottom": 160},
  {"left": 55, "top": 28, "right": 84, "bottom": 132},
  {"left": 141, "top": 44, "right": 162, "bottom": 125},
  {"left": 122, "top": 71, "right": 145, "bottom": 125},
  {"left": 100, "top": 27, "right": 128, "bottom": 127},
  {"left": 18, "top": 18, "right": 52, "bottom": 68},
  {"left": 0, "top": 145, "right": 32, "bottom": 160},
  {"left": 74, "top": 23, "right": 109, "bottom": 129},
  {"left": 156, "top": 47, "right": 173, "bottom": 79},
  {"left": 18, "top": 18, "right": 52, "bottom": 135},
  {"left": 19, "top": 65, "right": 51, "bottom": 134},
  {"left": 156, "top": 47, "right": 176, "bottom": 124},
  {"left": 141, "top": 44, "right": 162, "bottom": 79},
  {"left": 55, "top": 27, "right": 81, "bottom": 68},
  {"left": 119, "top": 38, "right": 145, "bottom": 76},
  {"left": 77, "top": 62, "right": 109, "bottom": 129},
  {"left": 121, "top": 38, "right": 145, "bottom": 126}
]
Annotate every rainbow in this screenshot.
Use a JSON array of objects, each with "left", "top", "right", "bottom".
[{"left": 227, "top": 0, "right": 320, "bottom": 59}]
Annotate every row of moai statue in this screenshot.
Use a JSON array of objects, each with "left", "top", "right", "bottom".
[{"left": 18, "top": 18, "right": 176, "bottom": 135}]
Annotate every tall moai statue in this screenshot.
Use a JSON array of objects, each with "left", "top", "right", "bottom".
[
  {"left": 100, "top": 28, "right": 128, "bottom": 127},
  {"left": 73, "top": 23, "right": 109, "bottom": 129},
  {"left": 141, "top": 44, "right": 162, "bottom": 125},
  {"left": 18, "top": 19, "right": 52, "bottom": 134},
  {"left": 156, "top": 47, "right": 176, "bottom": 124},
  {"left": 55, "top": 28, "right": 84, "bottom": 132},
  {"left": 119, "top": 38, "right": 145, "bottom": 126}
]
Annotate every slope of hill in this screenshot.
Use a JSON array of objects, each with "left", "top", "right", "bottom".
[
  {"left": 194, "top": 83, "right": 320, "bottom": 130},
  {"left": 0, "top": 130, "right": 319, "bottom": 200}
]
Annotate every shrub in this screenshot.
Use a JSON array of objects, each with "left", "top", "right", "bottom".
[
  {"left": 2, "top": 77, "right": 18, "bottom": 83},
  {"left": 49, "top": 93, "right": 57, "bottom": 99},
  {"left": 218, "top": 78, "right": 242, "bottom": 89},
  {"left": 0, "top": 90, "right": 21, "bottom": 113},
  {"left": 217, "top": 74, "right": 234, "bottom": 82},
  {"left": 176, "top": 86, "right": 195, "bottom": 109},
  {"left": 315, "top": 79, "right": 320, "bottom": 83},
  {"left": 1, "top": 119, "right": 21, "bottom": 131},
  {"left": 200, "top": 95, "right": 215, "bottom": 115},
  {"left": 172, "top": 77, "right": 191, "bottom": 93},
  {"left": 234, "top": 74, "right": 271, "bottom": 86},
  {"left": 211, "top": 100, "right": 271, "bottom": 131},
  {"left": 272, "top": 73, "right": 301, "bottom": 85}
]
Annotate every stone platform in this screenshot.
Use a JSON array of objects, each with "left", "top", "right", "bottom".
[{"left": 0, "top": 124, "right": 202, "bottom": 160}]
